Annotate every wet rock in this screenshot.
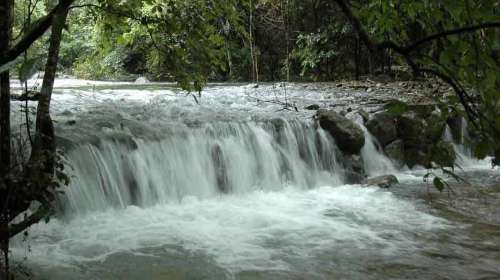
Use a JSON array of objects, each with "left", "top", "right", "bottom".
[
  {"left": 344, "top": 154, "right": 365, "bottom": 184},
  {"left": 96, "top": 121, "right": 115, "bottom": 130},
  {"left": 316, "top": 109, "right": 365, "bottom": 155},
  {"left": 60, "top": 110, "right": 73, "bottom": 116},
  {"left": 430, "top": 141, "right": 456, "bottom": 167},
  {"left": 424, "top": 111, "right": 446, "bottom": 142},
  {"left": 345, "top": 171, "right": 365, "bottom": 184},
  {"left": 406, "top": 103, "right": 437, "bottom": 119},
  {"left": 397, "top": 111, "right": 426, "bottom": 145},
  {"left": 211, "top": 144, "right": 230, "bottom": 193},
  {"left": 446, "top": 114, "right": 465, "bottom": 144},
  {"left": 366, "top": 112, "right": 397, "bottom": 147},
  {"left": 135, "top": 77, "right": 149, "bottom": 84},
  {"left": 304, "top": 104, "right": 320, "bottom": 110},
  {"left": 363, "top": 175, "right": 399, "bottom": 188},
  {"left": 357, "top": 109, "right": 370, "bottom": 123},
  {"left": 11, "top": 91, "right": 40, "bottom": 101},
  {"left": 55, "top": 136, "right": 76, "bottom": 151},
  {"left": 384, "top": 139, "right": 404, "bottom": 164},
  {"left": 66, "top": 120, "right": 77, "bottom": 126}
]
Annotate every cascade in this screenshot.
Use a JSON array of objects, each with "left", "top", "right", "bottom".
[{"left": 62, "top": 119, "right": 345, "bottom": 215}]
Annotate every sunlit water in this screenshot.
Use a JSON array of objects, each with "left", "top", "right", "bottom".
[{"left": 9, "top": 80, "right": 500, "bottom": 279}]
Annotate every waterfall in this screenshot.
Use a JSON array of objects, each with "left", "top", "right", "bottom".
[
  {"left": 62, "top": 119, "right": 344, "bottom": 215},
  {"left": 443, "top": 119, "right": 490, "bottom": 168},
  {"left": 353, "top": 115, "right": 397, "bottom": 177}
]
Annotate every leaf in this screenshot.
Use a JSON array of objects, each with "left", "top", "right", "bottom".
[
  {"left": 433, "top": 177, "right": 446, "bottom": 192},
  {"left": 19, "top": 58, "right": 40, "bottom": 83}
]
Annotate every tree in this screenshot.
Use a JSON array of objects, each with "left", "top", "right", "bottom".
[
  {"left": 0, "top": 0, "right": 74, "bottom": 277},
  {"left": 331, "top": 0, "right": 500, "bottom": 165}
]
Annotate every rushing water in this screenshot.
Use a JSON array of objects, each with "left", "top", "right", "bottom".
[{"left": 9, "top": 81, "right": 500, "bottom": 279}]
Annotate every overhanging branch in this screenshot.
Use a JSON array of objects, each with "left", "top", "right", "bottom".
[{"left": 0, "top": 0, "right": 75, "bottom": 67}]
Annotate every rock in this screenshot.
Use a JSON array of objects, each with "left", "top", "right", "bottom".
[
  {"left": 430, "top": 141, "right": 456, "bottom": 167},
  {"left": 304, "top": 104, "right": 320, "bottom": 110},
  {"left": 344, "top": 155, "right": 365, "bottom": 184},
  {"left": 60, "top": 110, "right": 73, "bottom": 116},
  {"left": 55, "top": 136, "right": 76, "bottom": 150},
  {"left": 66, "top": 120, "right": 77, "bottom": 126},
  {"left": 96, "top": 121, "right": 114, "bottom": 130},
  {"left": 397, "top": 111, "right": 426, "bottom": 144},
  {"left": 424, "top": 111, "right": 446, "bottom": 142},
  {"left": 135, "top": 76, "right": 149, "bottom": 84},
  {"left": 366, "top": 112, "right": 397, "bottom": 147},
  {"left": 10, "top": 91, "right": 40, "bottom": 101},
  {"left": 363, "top": 175, "right": 399, "bottom": 188},
  {"left": 446, "top": 114, "right": 465, "bottom": 143},
  {"left": 406, "top": 104, "right": 437, "bottom": 119},
  {"left": 384, "top": 139, "right": 404, "bottom": 164},
  {"left": 345, "top": 171, "right": 365, "bottom": 184},
  {"left": 357, "top": 109, "right": 370, "bottom": 123},
  {"left": 316, "top": 109, "right": 365, "bottom": 155},
  {"left": 211, "top": 144, "right": 230, "bottom": 193}
]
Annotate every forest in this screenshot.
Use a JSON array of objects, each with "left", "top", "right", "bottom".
[{"left": 1, "top": 0, "right": 500, "bottom": 279}]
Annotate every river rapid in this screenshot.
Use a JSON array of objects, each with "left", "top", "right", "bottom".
[{"left": 9, "top": 80, "right": 500, "bottom": 280}]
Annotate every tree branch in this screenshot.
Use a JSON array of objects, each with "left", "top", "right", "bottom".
[
  {"left": 0, "top": 204, "right": 51, "bottom": 240},
  {"left": 402, "top": 22, "right": 500, "bottom": 53},
  {"left": 332, "top": 0, "right": 378, "bottom": 53},
  {"left": 0, "top": 0, "right": 75, "bottom": 67}
]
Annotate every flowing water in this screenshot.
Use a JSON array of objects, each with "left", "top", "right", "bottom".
[{"left": 9, "top": 81, "right": 500, "bottom": 279}]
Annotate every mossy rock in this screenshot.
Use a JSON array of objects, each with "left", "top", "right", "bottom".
[
  {"left": 430, "top": 141, "right": 456, "bottom": 167},
  {"left": 385, "top": 139, "right": 404, "bottom": 165}
]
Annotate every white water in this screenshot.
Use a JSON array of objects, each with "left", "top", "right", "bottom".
[
  {"left": 63, "top": 120, "right": 343, "bottom": 214},
  {"left": 443, "top": 119, "right": 491, "bottom": 169},
  {"left": 16, "top": 186, "right": 446, "bottom": 274},
  {"left": 12, "top": 82, "right": 491, "bottom": 278}
]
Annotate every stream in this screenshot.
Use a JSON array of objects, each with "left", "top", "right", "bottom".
[{"left": 9, "top": 80, "right": 500, "bottom": 280}]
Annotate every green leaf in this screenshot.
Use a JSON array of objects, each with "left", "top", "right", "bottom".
[{"left": 433, "top": 177, "right": 446, "bottom": 192}]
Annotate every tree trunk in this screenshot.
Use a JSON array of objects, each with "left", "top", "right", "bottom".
[
  {"left": 0, "top": 1, "right": 13, "bottom": 276},
  {"left": 0, "top": 0, "right": 13, "bottom": 177},
  {"left": 29, "top": 4, "right": 70, "bottom": 175}
]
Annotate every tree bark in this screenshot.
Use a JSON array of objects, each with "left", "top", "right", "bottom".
[
  {"left": 0, "top": 0, "right": 14, "bottom": 177},
  {"left": 30, "top": 3, "right": 71, "bottom": 175}
]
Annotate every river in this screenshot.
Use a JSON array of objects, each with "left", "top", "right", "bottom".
[{"left": 9, "top": 80, "right": 500, "bottom": 279}]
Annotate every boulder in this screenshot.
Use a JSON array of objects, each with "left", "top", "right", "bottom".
[
  {"left": 304, "top": 104, "right": 320, "bottom": 110},
  {"left": 343, "top": 154, "right": 365, "bottom": 184},
  {"left": 384, "top": 139, "right": 404, "bottom": 164},
  {"left": 135, "top": 77, "right": 149, "bottom": 84},
  {"left": 396, "top": 111, "right": 426, "bottom": 145},
  {"left": 362, "top": 175, "right": 399, "bottom": 188},
  {"left": 357, "top": 109, "right": 370, "bottom": 123},
  {"left": 316, "top": 109, "right": 365, "bottom": 155},
  {"left": 211, "top": 144, "right": 230, "bottom": 193},
  {"left": 424, "top": 111, "right": 446, "bottom": 142},
  {"left": 366, "top": 112, "right": 397, "bottom": 147},
  {"left": 430, "top": 141, "right": 456, "bottom": 167},
  {"left": 446, "top": 114, "right": 465, "bottom": 144}
]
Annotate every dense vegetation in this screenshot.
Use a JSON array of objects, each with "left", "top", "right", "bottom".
[{"left": 0, "top": 0, "right": 499, "bottom": 278}]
